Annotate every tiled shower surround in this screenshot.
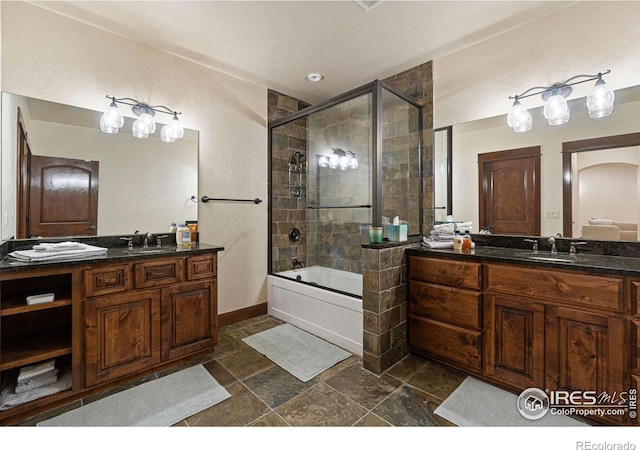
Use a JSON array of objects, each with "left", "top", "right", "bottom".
[{"left": 269, "top": 61, "right": 434, "bottom": 374}]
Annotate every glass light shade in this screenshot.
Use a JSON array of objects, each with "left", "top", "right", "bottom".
[
  {"left": 506, "top": 99, "right": 533, "bottom": 133},
  {"left": 99, "top": 103, "right": 124, "bottom": 134},
  {"left": 329, "top": 153, "right": 339, "bottom": 169},
  {"left": 169, "top": 116, "right": 184, "bottom": 139},
  {"left": 349, "top": 156, "right": 358, "bottom": 169},
  {"left": 318, "top": 155, "right": 329, "bottom": 167},
  {"left": 587, "top": 78, "right": 615, "bottom": 119},
  {"left": 543, "top": 94, "right": 570, "bottom": 126},
  {"left": 160, "top": 125, "right": 176, "bottom": 143},
  {"left": 132, "top": 118, "right": 150, "bottom": 138},
  {"left": 339, "top": 155, "right": 348, "bottom": 170}
]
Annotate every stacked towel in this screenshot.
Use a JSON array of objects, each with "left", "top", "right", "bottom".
[
  {"left": 14, "top": 360, "right": 59, "bottom": 394},
  {"left": 9, "top": 243, "right": 107, "bottom": 263},
  {"left": 423, "top": 221, "right": 475, "bottom": 249}
]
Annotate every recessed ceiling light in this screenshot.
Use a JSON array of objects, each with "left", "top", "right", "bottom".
[{"left": 306, "top": 73, "right": 324, "bottom": 82}]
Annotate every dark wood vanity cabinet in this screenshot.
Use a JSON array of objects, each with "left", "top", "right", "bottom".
[
  {"left": 408, "top": 256, "right": 483, "bottom": 374},
  {"left": 84, "top": 289, "right": 162, "bottom": 386},
  {"left": 0, "top": 248, "right": 221, "bottom": 424},
  {"left": 161, "top": 279, "right": 217, "bottom": 361},
  {"left": 84, "top": 255, "right": 218, "bottom": 387},
  {"left": 408, "top": 253, "right": 631, "bottom": 425}
]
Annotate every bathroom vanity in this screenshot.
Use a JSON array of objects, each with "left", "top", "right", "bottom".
[
  {"left": 407, "top": 246, "right": 638, "bottom": 425},
  {"left": 0, "top": 240, "right": 223, "bottom": 424}
]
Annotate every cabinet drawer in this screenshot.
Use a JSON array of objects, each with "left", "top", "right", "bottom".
[
  {"left": 85, "top": 263, "right": 133, "bottom": 297},
  {"left": 408, "top": 314, "right": 481, "bottom": 371},
  {"left": 409, "top": 280, "right": 481, "bottom": 329},
  {"left": 186, "top": 254, "right": 217, "bottom": 281},
  {"left": 486, "top": 264, "right": 623, "bottom": 312},
  {"left": 134, "top": 258, "right": 185, "bottom": 288},
  {"left": 409, "top": 256, "right": 481, "bottom": 290}
]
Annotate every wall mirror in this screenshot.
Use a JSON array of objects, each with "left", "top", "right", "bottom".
[
  {"left": 446, "top": 84, "right": 640, "bottom": 241},
  {"left": 1, "top": 92, "right": 198, "bottom": 241}
]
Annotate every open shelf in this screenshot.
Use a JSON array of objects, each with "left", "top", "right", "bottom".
[
  {"left": 0, "top": 327, "right": 71, "bottom": 371},
  {"left": 0, "top": 273, "right": 73, "bottom": 316}
]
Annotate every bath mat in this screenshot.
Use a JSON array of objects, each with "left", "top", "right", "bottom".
[
  {"left": 435, "top": 377, "right": 588, "bottom": 427},
  {"left": 38, "top": 364, "right": 230, "bottom": 426},
  {"left": 242, "top": 323, "right": 351, "bottom": 382}
]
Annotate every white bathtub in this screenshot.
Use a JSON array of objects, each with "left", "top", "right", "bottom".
[{"left": 267, "top": 266, "right": 363, "bottom": 355}]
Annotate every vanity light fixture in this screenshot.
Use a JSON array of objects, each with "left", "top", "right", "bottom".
[
  {"left": 318, "top": 148, "right": 358, "bottom": 170},
  {"left": 507, "top": 70, "right": 614, "bottom": 132},
  {"left": 100, "top": 96, "right": 184, "bottom": 143}
]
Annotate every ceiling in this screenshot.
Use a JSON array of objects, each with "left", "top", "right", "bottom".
[{"left": 30, "top": 0, "right": 578, "bottom": 105}]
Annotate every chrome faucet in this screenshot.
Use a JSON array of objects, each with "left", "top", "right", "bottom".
[
  {"left": 524, "top": 238, "right": 539, "bottom": 253},
  {"left": 120, "top": 237, "right": 133, "bottom": 250},
  {"left": 569, "top": 241, "right": 587, "bottom": 255},
  {"left": 143, "top": 232, "right": 154, "bottom": 248},
  {"left": 292, "top": 259, "right": 305, "bottom": 269},
  {"left": 548, "top": 236, "right": 557, "bottom": 254}
]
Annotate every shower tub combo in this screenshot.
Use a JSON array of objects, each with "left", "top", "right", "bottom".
[
  {"left": 267, "top": 266, "right": 363, "bottom": 355},
  {"left": 269, "top": 80, "right": 422, "bottom": 359}
]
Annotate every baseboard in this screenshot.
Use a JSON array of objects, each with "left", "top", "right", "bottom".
[{"left": 218, "top": 302, "right": 268, "bottom": 327}]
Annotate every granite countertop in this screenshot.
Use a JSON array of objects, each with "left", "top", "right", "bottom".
[
  {"left": 407, "top": 245, "right": 640, "bottom": 276},
  {"left": 0, "top": 241, "right": 225, "bottom": 274}
]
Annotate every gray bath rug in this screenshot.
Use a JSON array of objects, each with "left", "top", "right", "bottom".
[
  {"left": 242, "top": 323, "right": 351, "bottom": 382},
  {"left": 38, "top": 364, "right": 230, "bottom": 426},
  {"left": 435, "top": 377, "right": 589, "bottom": 427}
]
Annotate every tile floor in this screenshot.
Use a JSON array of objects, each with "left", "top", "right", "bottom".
[{"left": 21, "top": 314, "right": 467, "bottom": 427}]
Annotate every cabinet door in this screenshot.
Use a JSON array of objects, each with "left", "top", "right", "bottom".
[
  {"left": 85, "top": 290, "right": 161, "bottom": 387},
  {"left": 161, "top": 280, "right": 217, "bottom": 361},
  {"left": 546, "top": 305, "right": 626, "bottom": 419},
  {"left": 484, "top": 292, "right": 545, "bottom": 390}
]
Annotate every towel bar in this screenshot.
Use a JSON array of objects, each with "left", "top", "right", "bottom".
[{"left": 200, "top": 196, "right": 262, "bottom": 204}]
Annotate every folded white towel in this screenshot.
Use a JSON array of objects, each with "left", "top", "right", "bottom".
[
  {"left": 422, "top": 237, "right": 454, "bottom": 249},
  {"left": 33, "top": 241, "right": 85, "bottom": 252},
  {"left": 9, "top": 244, "right": 107, "bottom": 263},
  {"left": 455, "top": 221, "right": 473, "bottom": 228},
  {"left": 17, "top": 359, "right": 56, "bottom": 382},
  {"left": 15, "top": 370, "right": 59, "bottom": 394}
]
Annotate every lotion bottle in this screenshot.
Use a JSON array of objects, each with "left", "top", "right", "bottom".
[
  {"left": 176, "top": 223, "right": 191, "bottom": 249},
  {"left": 453, "top": 231, "right": 463, "bottom": 250}
]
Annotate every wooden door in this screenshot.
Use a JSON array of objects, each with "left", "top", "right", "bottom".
[
  {"left": 478, "top": 147, "right": 540, "bottom": 235},
  {"left": 484, "top": 292, "right": 545, "bottom": 390},
  {"left": 84, "top": 289, "right": 161, "bottom": 387},
  {"left": 28, "top": 155, "right": 99, "bottom": 237},
  {"left": 16, "top": 108, "right": 31, "bottom": 239},
  {"left": 161, "top": 280, "right": 217, "bottom": 361}
]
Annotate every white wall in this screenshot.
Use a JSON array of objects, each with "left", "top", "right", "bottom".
[
  {"left": 434, "top": 1, "right": 640, "bottom": 128},
  {"left": 1, "top": 2, "right": 268, "bottom": 314}
]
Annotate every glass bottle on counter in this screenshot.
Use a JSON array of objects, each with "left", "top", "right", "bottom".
[
  {"left": 462, "top": 230, "right": 473, "bottom": 251},
  {"left": 453, "top": 231, "right": 463, "bottom": 250}
]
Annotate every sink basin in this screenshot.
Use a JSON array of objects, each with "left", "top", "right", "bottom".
[
  {"left": 126, "top": 247, "right": 176, "bottom": 254},
  {"left": 527, "top": 255, "right": 575, "bottom": 263}
]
